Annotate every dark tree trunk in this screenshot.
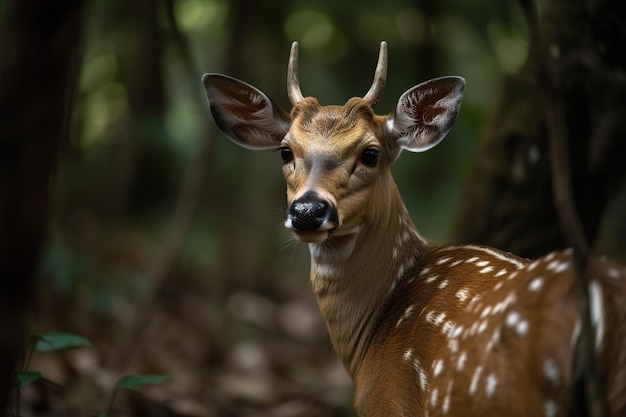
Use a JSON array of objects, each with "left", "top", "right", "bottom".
[
  {"left": 0, "top": 0, "right": 85, "bottom": 408},
  {"left": 451, "top": 0, "right": 626, "bottom": 259}
]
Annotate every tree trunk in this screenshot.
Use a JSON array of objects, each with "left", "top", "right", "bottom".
[
  {"left": 0, "top": 0, "right": 85, "bottom": 408},
  {"left": 451, "top": 0, "right": 626, "bottom": 259}
]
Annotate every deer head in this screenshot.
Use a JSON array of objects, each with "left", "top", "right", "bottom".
[{"left": 202, "top": 42, "right": 464, "bottom": 246}]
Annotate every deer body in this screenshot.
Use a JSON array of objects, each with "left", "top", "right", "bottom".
[{"left": 203, "top": 42, "right": 626, "bottom": 416}]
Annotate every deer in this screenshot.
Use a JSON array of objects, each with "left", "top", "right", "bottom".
[{"left": 202, "top": 42, "right": 626, "bottom": 417}]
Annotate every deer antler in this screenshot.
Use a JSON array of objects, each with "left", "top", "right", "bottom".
[
  {"left": 363, "top": 41, "right": 388, "bottom": 108},
  {"left": 288, "top": 41, "right": 305, "bottom": 106}
]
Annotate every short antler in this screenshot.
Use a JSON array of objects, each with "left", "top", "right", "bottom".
[
  {"left": 287, "top": 41, "right": 305, "bottom": 106},
  {"left": 362, "top": 41, "right": 388, "bottom": 108}
]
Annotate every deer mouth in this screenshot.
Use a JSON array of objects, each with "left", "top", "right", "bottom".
[{"left": 292, "top": 229, "right": 332, "bottom": 244}]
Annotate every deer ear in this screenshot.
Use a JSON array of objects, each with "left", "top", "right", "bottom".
[
  {"left": 202, "top": 74, "right": 291, "bottom": 150},
  {"left": 385, "top": 76, "right": 465, "bottom": 153}
]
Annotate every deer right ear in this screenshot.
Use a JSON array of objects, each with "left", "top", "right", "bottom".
[
  {"left": 385, "top": 76, "right": 465, "bottom": 153},
  {"left": 202, "top": 74, "right": 291, "bottom": 150}
]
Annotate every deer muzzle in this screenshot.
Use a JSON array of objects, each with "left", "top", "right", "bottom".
[{"left": 285, "top": 191, "right": 338, "bottom": 238}]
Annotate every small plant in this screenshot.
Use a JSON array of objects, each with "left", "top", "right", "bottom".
[
  {"left": 12, "top": 332, "right": 169, "bottom": 417},
  {"left": 102, "top": 374, "right": 171, "bottom": 417}
]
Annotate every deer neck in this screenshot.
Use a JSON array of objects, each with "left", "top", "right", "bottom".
[{"left": 308, "top": 179, "right": 433, "bottom": 378}]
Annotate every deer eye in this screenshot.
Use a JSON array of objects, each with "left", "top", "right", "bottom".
[
  {"left": 361, "top": 148, "right": 379, "bottom": 167},
  {"left": 280, "top": 147, "right": 294, "bottom": 164}
]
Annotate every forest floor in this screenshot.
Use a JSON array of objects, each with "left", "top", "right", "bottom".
[{"left": 14, "top": 220, "right": 356, "bottom": 417}]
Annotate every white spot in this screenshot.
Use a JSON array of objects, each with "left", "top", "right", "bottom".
[
  {"left": 403, "top": 349, "right": 413, "bottom": 361},
  {"left": 528, "top": 260, "right": 540, "bottom": 271},
  {"left": 438, "top": 280, "right": 449, "bottom": 289},
  {"left": 505, "top": 311, "right": 520, "bottom": 327},
  {"left": 425, "top": 310, "right": 436, "bottom": 323},
  {"left": 485, "top": 373, "right": 498, "bottom": 398},
  {"left": 437, "top": 257, "right": 451, "bottom": 265},
  {"left": 545, "top": 252, "right": 556, "bottom": 262},
  {"left": 448, "top": 338, "right": 459, "bottom": 353},
  {"left": 492, "top": 301, "right": 506, "bottom": 314},
  {"left": 480, "top": 266, "right": 494, "bottom": 274},
  {"left": 420, "top": 267, "right": 432, "bottom": 276},
  {"left": 456, "top": 288, "right": 470, "bottom": 303},
  {"left": 477, "top": 320, "right": 488, "bottom": 334},
  {"left": 469, "top": 366, "right": 483, "bottom": 396},
  {"left": 507, "top": 271, "right": 519, "bottom": 280},
  {"left": 493, "top": 282, "right": 504, "bottom": 291},
  {"left": 450, "top": 259, "right": 463, "bottom": 267},
  {"left": 452, "top": 325, "right": 464, "bottom": 339},
  {"left": 544, "top": 400, "right": 558, "bottom": 417},
  {"left": 431, "top": 388, "right": 439, "bottom": 407},
  {"left": 529, "top": 277, "right": 544, "bottom": 292},
  {"left": 543, "top": 358, "right": 560, "bottom": 387},
  {"left": 394, "top": 305, "right": 414, "bottom": 327},
  {"left": 589, "top": 280, "right": 605, "bottom": 349},
  {"left": 468, "top": 295, "right": 480, "bottom": 308},
  {"left": 412, "top": 359, "right": 428, "bottom": 394},
  {"left": 442, "top": 380, "right": 453, "bottom": 414},
  {"left": 476, "top": 260, "right": 490, "bottom": 267},
  {"left": 416, "top": 362, "right": 428, "bottom": 391},
  {"left": 468, "top": 321, "right": 479, "bottom": 337},
  {"left": 457, "top": 352, "right": 467, "bottom": 371},
  {"left": 481, "top": 305, "right": 493, "bottom": 318},
  {"left": 433, "top": 359, "right": 444, "bottom": 377},
  {"left": 392, "top": 247, "right": 399, "bottom": 260},
  {"left": 495, "top": 269, "right": 508, "bottom": 277},
  {"left": 503, "top": 292, "right": 517, "bottom": 307},
  {"left": 434, "top": 312, "right": 447, "bottom": 326},
  {"left": 442, "top": 321, "right": 455, "bottom": 336},
  {"left": 426, "top": 275, "right": 439, "bottom": 284},
  {"left": 547, "top": 260, "right": 570, "bottom": 274},
  {"left": 516, "top": 320, "right": 529, "bottom": 337},
  {"left": 465, "top": 256, "right": 480, "bottom": 263},
  {"left": 486, "top": 327, "right": 501, "bottom": 352},
  {"left": 554, "top": 261, "right": 570, "bottom": 274}
]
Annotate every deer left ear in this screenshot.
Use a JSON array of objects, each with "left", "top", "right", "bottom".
[
  {"left": 385, "top": 76, "right": 465, "bottom": 153},
  {"left": 203, "top": 73, "right": 291, "bottom": 150}
]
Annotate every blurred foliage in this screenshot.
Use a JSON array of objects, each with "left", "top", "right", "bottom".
[
  {"left": 3, "top": 0, "right": 573, "bottom": 415},
  {"left": 44, "top": 0, "right": 531, "bottom": 309}
]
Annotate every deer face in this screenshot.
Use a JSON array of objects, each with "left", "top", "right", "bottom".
[
  {"left": 278, "top": 97, "right": 390, "bottom": 243},
  {"left": 203, "top": 42, "right": 465, "bottom": 244}
]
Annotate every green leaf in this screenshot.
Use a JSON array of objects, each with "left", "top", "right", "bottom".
[
  {"left": 32, "top": 332, "right": 92, "bottom": 352},
  {"left": 117, "top": 374, "right": 170, "bottom": 390},
  {"left": 16, "top": 371, "right": 41, "bottom": 388}
]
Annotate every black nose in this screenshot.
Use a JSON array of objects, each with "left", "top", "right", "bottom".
[{"left": 287, "top": 193, "right": 337, "bottom": 231}]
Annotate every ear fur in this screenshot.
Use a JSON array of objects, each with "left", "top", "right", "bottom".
[
  {"left": 385, "top": 76, "right": 465, "bottom": 153},
  {"left": 202, "top": 74, "right": 291, "bottom": 149}
]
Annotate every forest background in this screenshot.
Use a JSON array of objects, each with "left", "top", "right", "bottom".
[{"left": 1, "top": 0, "right": 624, "bottom": 415}]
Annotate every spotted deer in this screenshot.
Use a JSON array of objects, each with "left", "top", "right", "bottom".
[{"left": 202, "top": 42, "right": 626, "bottom": 417}]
